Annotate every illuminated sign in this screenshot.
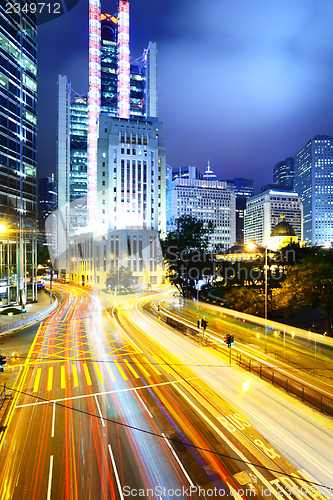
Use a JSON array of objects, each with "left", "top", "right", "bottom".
[
  {"left": 117, "top": 0, "right": 130, "bottom": 119},
  {"left": 101, "top": 12, "right": 118, "bottom": 24},
  {"left": 87, "top": 0, "right": 101, "bottom": 225}
]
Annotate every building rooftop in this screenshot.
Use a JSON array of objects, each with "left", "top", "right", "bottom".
[{"left": 270, "top": 220, "right": 296, "bottom": 237}]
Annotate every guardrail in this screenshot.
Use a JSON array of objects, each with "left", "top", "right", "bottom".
[
  {"left": 0, "top": 296, "right": 58, "bottom": 334},
  {"left": 150, "top": 302, "right": 333, "bottom": 417},
  {"left": 235, "top": 352, "right": 333, "bottom": 416},
  {"left": 0, "top": 383, "right": 7, "bottom": 410}
]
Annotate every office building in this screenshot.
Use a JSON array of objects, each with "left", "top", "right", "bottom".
[
  {"left": 68, "top": 115, "right": 166, "bottom": 287},
  {"left": 0, "top": 5, "right": 37, "bottom": 305},
  {"left": 244, "top": 189, "right": 303, "bottom": 247},
  {"left": 169, "top": 165, "right": 203, "bottom": 185},
  {"left": 295, "top": 135, "right": 333, "bottom": 245},
  {"left": 225, "top": 177, "right": 254, "bottom": 244},
  {"left": 273, "top": 157, "right": 294, "bottom": 189},
  {"left": 56, "top": 1, "right": 159, "bottom": 274},
  {"left": 37, "top": 176, "right": 56, "bottom": 247},
  {"left": 167, "top": 165, "right": 236, "bottom": 251}
]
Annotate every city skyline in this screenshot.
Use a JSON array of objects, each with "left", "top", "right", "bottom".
[{"left": 37, "top": 0, "right": 333, "bottom": 191}]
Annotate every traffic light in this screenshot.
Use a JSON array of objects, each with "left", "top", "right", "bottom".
[
  {"left": 226, "top": 334, "right": 234, "bottom": 348},
  {"left": 197, "top": 320, "right": 200, "bottom": 329},
  {"left": 201, "top": 319, "right": 208, "bottom": 330},
  {"left": 0, "top": 355, "right": 6, "bottom": 372}
]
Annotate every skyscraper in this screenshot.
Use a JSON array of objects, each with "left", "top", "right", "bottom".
[
  {"left": 56, "top": 1, "right": 159, "bottom": 273},
  {"left": 273, "top": 157, "right": 295, "bottom": 189},
  {"left": 225, "top": 178, "right": 254, "bottom": 244},
  {"left": 0, "top": 4, "right": 38, "bottom": 305},
  {"left": 55, "top": 1, "right": 164, "bottom": 286},
  {"left": 295, "top": 135, "right": 333, "bottom": 245}
]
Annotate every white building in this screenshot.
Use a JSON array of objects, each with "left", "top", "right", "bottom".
[
  {"left": 244, "top": 189, "right": 303, "bottom": 246},
  {"left": 167, "top": 166, "right": 236, "bottom": 251},
  {"left": 97, "top": 116, "right": 166, "bottom": 235}
]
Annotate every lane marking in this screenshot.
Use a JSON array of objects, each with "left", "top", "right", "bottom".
[
  {"left": 124, "top": 359, "right": 140, "bottom": 379},
  {"left": 83, "top": 363, "right": 92, "bottom": 385},
  {"left": 33, "top": 367, "right": 42, "bottom": 393},
  {"left": 134, "top": 389, "right": 153, "bottom": 418},
  {"left": 94, "top": 395, "right": 105, "bottom": 427},
  {"left": 133, "top": 358, "right": 151, "bottom": 378},
  {"left": 61, "top": 365, "right": 66, "bottom": 389},
  {"left": 161, "top": 432, "right": 195, "bottom": 487},
  {"left": 47, "top": 455, "right": 53, "bottom": 500},
  {"left": 108, "top": 444, "right": 124, "bottom": 500},
  {"left": 106, "top": 364, "right": 116, "bottom": 382},
  {"left": 172, "top": 383, "right": 283, "bottom": 499},
  {"left": 51, "top": 402, "right": 56, "bottom": 437},
  {"left": 114, "top": 360, "right": 128, "bottom": 381},
  {"left": 17, "top": 377, "right": 200, "bottom": 408},
  {"left": 47, "top": 367, "right": 53, "bottom": 391},
  {"left": 72, "top": 364, "right": 79, "bottom": 387},
  {"left": 93, "top": 362, "right": 105, "bottom": 384},
  {"left": 143, "top": 356, "right": 161, "bottom": 375}
]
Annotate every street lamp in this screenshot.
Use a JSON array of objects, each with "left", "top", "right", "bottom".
[
  {"left": 47, "top": 259, "right": 53, "bottom": 304},
  {"left": 247, "top": 241, "right": 268, "bottom": 354}
]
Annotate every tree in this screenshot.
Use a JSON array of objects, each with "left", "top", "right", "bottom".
[
  {"left": 160, "top": 215, "right": 214, "bottom": 296},
  {"left": 273, "top": 252, "right": 333, "bottom": 335},
  {"left": 105, "top": 266, "right": 133, "bottom": 291},
  {"left": 224, "top": 287, "right": 265, "bottom": 316}
]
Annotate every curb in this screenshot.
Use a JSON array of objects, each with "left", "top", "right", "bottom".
[{"left": 0, "top": 297, "right": 59, "bottom": 335}]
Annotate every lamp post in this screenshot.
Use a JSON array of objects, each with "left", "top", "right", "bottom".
[
  {"left": 247, "top": 241, "right": 268, "bottom": 354},
  {"left": 47, "top": 259, "right": 53, "bottom": 304},
  {"left": 264, "top": 244, "right": 268, "bottom": 354}
]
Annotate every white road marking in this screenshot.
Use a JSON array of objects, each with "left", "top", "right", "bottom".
[
  {"left": 51, "top": 402, "right": 55, "bottom": 437},
  {"left": 161, "top": 432, "right": 195, "bottom": 488},
  {"left": 134, "top": 389, "right": 153, "bottom": 418},
  {"left": 16, "top": 377, "right": 199, "bottom": 408},
  {"left": 108, "top": 444, "right": 124, "bottom": 500},
  {"left": 94, "top": 395, "right": 105, "bottom": 427},
  {"left": 47, "top": 455, "right": 53, "bottom": 500}
]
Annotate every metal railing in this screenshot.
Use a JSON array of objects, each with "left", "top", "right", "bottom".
[{"left": 0, "top": 383, "right": 7, "bottom": 410}]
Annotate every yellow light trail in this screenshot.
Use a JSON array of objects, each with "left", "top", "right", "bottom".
[{"left": 33, "top": 367, "right": 42, "bottom": 393}]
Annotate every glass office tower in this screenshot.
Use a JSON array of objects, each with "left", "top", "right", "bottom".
[
  {"left": 295, "top": 135, "right": 333, "bottom": 245},
  {"left": 0, "top": 4, "right": 37, "bottom": 306}
]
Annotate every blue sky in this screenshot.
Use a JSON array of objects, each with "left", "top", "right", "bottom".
[{"left": 37, "top": 0, "right": 333, "bottom": 191}]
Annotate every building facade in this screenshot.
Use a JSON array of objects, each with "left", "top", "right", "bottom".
[
  {"left": 225, "top": 177, "right": 254, "bottom": 244},
  {"left": 56, "top": 2, "right": 159, "bottom": 274},
  {"left": 244, "top": 189, "right": 303, "bottom": 247},
  {"left": 167, "top": 176, "right": 236, "bottom": 251},
  {"left": 37, "top": 176, "right": 56, "bottom": 248},
  {"left": 273, "top": 157, "right": 295, "bottom": 189},
  {"left": 294, "top": 135, "right": 333, "bottom": 245},
  {"left": 0, "top": 4, "right": 38, "bottom": 305},
  {"left": 97, "top": 116, "right": 166, "bottom": 234}
]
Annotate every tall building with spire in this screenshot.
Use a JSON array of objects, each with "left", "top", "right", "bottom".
[{"left": 56, "top": 0, "right": 165, "bottom": 286}]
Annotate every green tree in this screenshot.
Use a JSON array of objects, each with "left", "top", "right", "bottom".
[
  {"left": 224, "top": 287, "right": 265, "bottom": 316},
  {"left": 161, "top": 215, "right": 214, "bottom": 296},
  {"left": 105, "top": 266, "right": 133, "bottom": 291},
  {"left": 274, "top": 252, "right": 333, "bottom": 335}
]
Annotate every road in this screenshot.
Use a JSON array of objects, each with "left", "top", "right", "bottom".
[{"left": 0, "top": 285, "right": 332, "bottom": 499}]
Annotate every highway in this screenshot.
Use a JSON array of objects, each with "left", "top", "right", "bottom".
[{"left": 0, "top": 285, "right": 332, "bottom": 499}]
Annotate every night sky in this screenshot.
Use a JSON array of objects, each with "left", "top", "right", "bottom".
[{"left": 37, "top": 0, "right": 333, "bottom": 192}]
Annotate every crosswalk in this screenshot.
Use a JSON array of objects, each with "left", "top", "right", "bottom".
[{"left": 31, "top": 356, "right": 170, "bottom": 393}]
